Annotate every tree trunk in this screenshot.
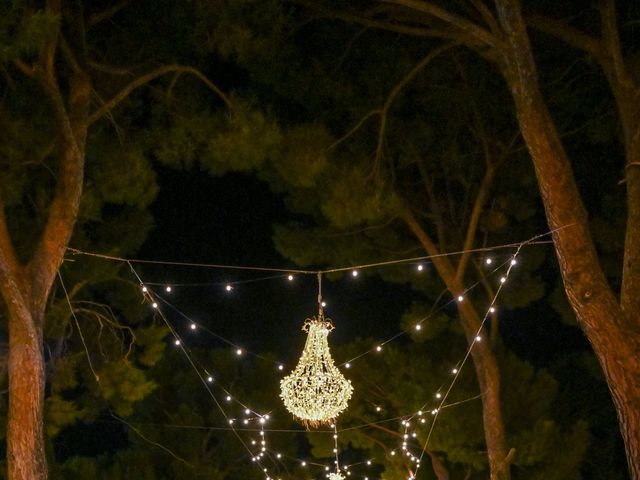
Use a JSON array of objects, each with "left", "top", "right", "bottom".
[
  {"left": 7, "top": 305, "right": 47, "bottom": 480},
  {"left": 494, "top": 1, "right": 640, "bottom": 477},
  {"left": 401, "top": 208, "right": 511, "bottom": 480}
]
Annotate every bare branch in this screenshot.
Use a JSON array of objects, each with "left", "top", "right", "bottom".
[
  {"left": 12, "top": 59, "right": 36, "bottom": 78},
  {"left": 600, "top": 0, "right": 633, "bottom": 88},
  {"left": 375, "top": 42, "right": 458, "bottom": 172},
  {"left": 455, "top": 166, "right": 494, "bottom": 282},
  {"left": 88, "top": 65, "right": 232, "bottom": 125},
  {"left": 527, "top": 14, "right": 604, "bottom": 60},
  {"left": 294, "top": 0, "right": 464, "bottom": 40},
  {"left": 327, "top": 109, "right": 381, "bottom": 151},
  {"left": 87, "top": 0, "right": 131, "bottom": 28},
  {"left": 470, "top": 0, "right": 500, "bottom": 36},
  {"left": 381, "top": 0, "right": 499, "bottom": 48}
]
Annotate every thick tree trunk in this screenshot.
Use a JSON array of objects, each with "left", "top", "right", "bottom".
[
  {"left": 7, "top": 306, "right": 47, "bottom": 480},
  {"left": 494, "top": 1, "right": 640, "bottom": 477}
]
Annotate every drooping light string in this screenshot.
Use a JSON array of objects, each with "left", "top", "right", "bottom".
[
  {"left": 280, "top": 273, "right": 353, "bottom": 428},
  {"left": 407, "top": 249, "right": 522, "bottom": 479},
  {"left": 126, "top": 263, "right": 277, "bottom": 480},
  {"left": 62, "top": 228, "right": 570, "bottom": 479}
]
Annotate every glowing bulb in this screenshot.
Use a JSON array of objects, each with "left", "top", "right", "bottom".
[
  {"left": 301, "top": 461, "right": 307, "bottom": 466},
  {"left": 475, "top": 335, "right": 482, "bottom": 342},
  {"left": 511, "top": 258, "right": 517, "bottom": 266},
  {"left": 375, "top": 406, "right": 381, "bottom": 412},
  {"left": 190, "top": 323, "right": 197, "bottom": 330},
  {"left": 457, "top": 295, "right": 464, "bottom": 302},
  {"left": 345, "top": 362, "right": 351, "bottom": 368},
  {"left": 174, "top": 339, "right": 180, "bottom": 346},
  {"left": 452, "top": 368, "right": 458, "bottom": 374},
  {"left": 352, "top": 270, "right": 358, "bottom": 277},
  {"left": 165, "top": 286, "right": 172, "bottom": 292},
  {"left": 435, "top": 392, "right": 442, "bottom": 399},
  {"left": 236, "top": 348, "right": 243, "bottom": 356},
  {"left": 245, "top": 408, "right": 251, "bottom": 415},
  {"left": 485, "top": 258, "right": 492, "bottom": 265},
  {"left": 152, "top": 302, "right": 158, "bottom": 309},
  {"left": 226, "top": 395, "right": 232, "bottom": 402},
  {"left": 321, "top": 301, "right": 327, "bottom": 307},
  {"left": 500, "top": 277, "right": 506, "bottom": 283},
  {"left": 417, "top": 264, "right": 424, "bottom": 271},
  {"left": 390, "top": 451, "right": 396, "bottom": 456},
  {"left": 142, "top": 286, "right": 148, "bottom": 292},
  {"left": 288, "top": 274, "right": 294, "bottom": 281},
  {"left": 207, "top": 376, "right": 213, "bottom": 382},
  {"left": 415, "top": 324, "right": 421, "bottom": 331},
  {"left": 376, "top": 345, "right": 382, "bottom": 352},
  {"left": 228, "top": 419, "right": 234, "bottom": 425},
  {"left": 278, "top": 364, "right": 284, "bottom": 371},
  {"left": 276, "top": 453, "right": 282, "bottom": 459}
]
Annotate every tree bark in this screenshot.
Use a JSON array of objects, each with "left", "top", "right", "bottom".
[
  {"left": 493, "top": 1, "right": 640, "bottom": 477},
  {"left": 401, "top": 208, "right": 510, "bottom": 480},
  {"left": 7, "top": 306, "right": 47, "bottom": 480}
]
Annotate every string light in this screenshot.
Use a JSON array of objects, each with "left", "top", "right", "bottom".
[
  {"left": 485, "top": 258, "right": 493, "bottom": 265},
  {"left": 165, "top": 286, "right": 172, "bottom": 292},
  {"left": 417, "top": 264, "right": 424, "bottom": 271},
  {"left": 190, "top": 323, "right": 197, "bottom": 330},
  {"left": 457, "top": 295, "right": 464, "bottom": 302},
  {"left": 226, "top": 284, "right": 233, "bottom": 292},
  {"left": 69, "top": 231, "right": 547, "bottom": 480},
  {"left": 288, "top": 274, "right": 294, "bottom": 281},
  {"left": 236, "top": 348, "right": 243, "bottom": 356},
  {"left": 351, "top": 270, "right": 358, "bottom": 277}
]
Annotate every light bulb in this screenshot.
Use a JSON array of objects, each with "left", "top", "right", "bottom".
[
  {"left": 288, "top": 274, "right": 294, "bottom": 281},
  {"left": 190, "top": 323, "right": 197, "bottom": 330},
  {"left": 417, "top": 264, "right": 423, "bottom": 271},
  {"left": 485, "top": 258, "right": 492, "bottom": 265},
  {"left": 165, "top": 286, "right": 172, "bottom": 292},
  {"left": 457, "top": 295, "right": 464, "bottom": 302},
  {"left": 352, "top": 270, "right": 358, "bottom": 277},
  {"left": 225, "top": 284, "right": 233, "bottom": 291}
]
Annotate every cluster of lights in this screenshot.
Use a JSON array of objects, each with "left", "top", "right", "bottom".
[
  {"left": 135, "top": 250, "right": 520, "bottom": 480},
  {"left": 280, "top": 314, "right": 353, "bottom": 427}
]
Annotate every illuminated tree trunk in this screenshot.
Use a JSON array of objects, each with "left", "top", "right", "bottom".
[
  {"left": 7, "top": 307, "right": 47, "bottom": 479},
  {"left": 493, "top": 1, "right": 640, "bottom": 477}
]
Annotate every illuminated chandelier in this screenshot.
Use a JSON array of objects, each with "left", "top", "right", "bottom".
[{"left": 280, "top": 274, "right": 353, "bottom": 428}]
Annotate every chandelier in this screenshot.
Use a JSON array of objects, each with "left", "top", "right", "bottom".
[{"left": 280, "top": 274, "right": 353, "bottom": 428}]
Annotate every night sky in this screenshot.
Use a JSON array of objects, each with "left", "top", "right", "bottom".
[{"left": 137, "top": 166, "right": 416, "bottom": 362}]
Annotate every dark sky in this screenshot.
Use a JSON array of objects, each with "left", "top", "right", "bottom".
[{"left": 137, "top": 165, "right": 416, "bottom": 362}]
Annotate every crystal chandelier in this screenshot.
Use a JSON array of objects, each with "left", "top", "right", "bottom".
[{"left": 280, "top": 274, "right": 353, "bottom": 428}]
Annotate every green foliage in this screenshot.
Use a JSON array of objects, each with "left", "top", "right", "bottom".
[{"left": 0, "top": 3, "right": 59, "bottom": 61}]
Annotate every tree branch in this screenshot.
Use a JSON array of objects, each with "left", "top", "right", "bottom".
[
  {"left": 87, "top": 0, "right": 131, "bottom": 28},
  {"left": 375, "top": 42, "right": 458, "bottom": 172},
  {"left": 381, "top": 0, "right": 499, "bottom": 48},
  {"left": 294, "top": 0, "right": 465, "bottom": 40},
  {"left": 88, "top": 65, "right": 232, "bottom": 125},
  {"left": 455, "top": 165, "right": 494, "bottom": 282},
  {"left": 527, "top": 14, "right": 604, "bottom": 61}
]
